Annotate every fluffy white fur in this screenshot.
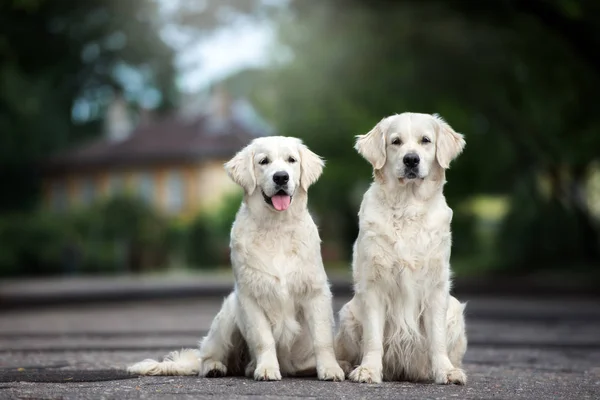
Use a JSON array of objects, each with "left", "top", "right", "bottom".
[
  {"left": 128, "top": 136, "right": 345, "bottom": 382},
  {"left": 334, "top": 113, "right": 468, "bottom": 385}
]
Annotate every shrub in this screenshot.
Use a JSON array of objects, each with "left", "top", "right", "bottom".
[
  {"left": 72, "top": 195, "right": 172, "bottom": 273},
  {"left": 495, "top": 179, "right": 588, "bottom": 271},
  {"left": 0, "top": 195, "right": 173, "bottom": 277},
  {"left": 0, "top": 212, "right": 68, "bottom": 276},
  {"left": 184, "top": 191, "right": 242, "bottom": 269}
]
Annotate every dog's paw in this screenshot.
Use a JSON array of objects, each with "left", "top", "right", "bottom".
[
  {"left": 434, "top": 367, "right": 467, "bottom": 385},
  {"left": 200, "top": 359, "right": 227, "bottom": 378},
  {"left": 446, "top": 368, "right": 467, "bottom": 385},
  {"left": 317, "top": 362, "right": 345, "bottom": 382},
  {"left": 254, "top": 364, "right": 282, "bottom": 381},
  {"left": 338, "top": 360, "right": 354, "bottom": 377},
  {"left": 348, "top": 365, "right": 382, "bottom": 384}
]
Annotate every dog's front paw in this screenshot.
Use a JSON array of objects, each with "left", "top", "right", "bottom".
[
  {"left": 254, "top": 363, "right": 282, "bottom": 381},
  {"left": 348, "top": 364, "right": 382, "bottom": 384},
  {"left": 317, "top": 362, "right": 345, "bottom": 382},
  {"left": 200, "top": 359, "right": 227, "bottom": 378},
  {"left": 434, "top": 367, "right": 467, "bottom": 385},
  {"left": 446, "top": 368, "right": 467, "bottom": 385}
]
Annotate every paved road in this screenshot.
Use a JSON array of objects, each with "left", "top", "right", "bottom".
[{"left": 1, "top": 295, "right": 599, "bottom": 399}]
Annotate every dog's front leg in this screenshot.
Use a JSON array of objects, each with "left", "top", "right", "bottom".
[
  {"left": 423, "top": 283, "right": 467, "bottom": 385},
  {"left": 237, "top": 294, "right": 281, "bottom": 381},
  {"left": 303, "top": 289, "right": 345, "bottom": 381},
  {"left": 349, "top": 289, "right": 385, "bottom": 383}
]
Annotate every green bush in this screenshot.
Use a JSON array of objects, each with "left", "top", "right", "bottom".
[
  {"left": 0, "top": 212, "right": 68, "bottom": 276},
  {"left": 0, "top": 192, "right": 247, "bottom": 277},
  {"left": 0, "top": 195, "right": 173, "bottom": 277},
  {"left": 184, "top": 214, "right": 223, "bottom": 269},
  {"left": 74, "top": 196, "right": 173, "bottom": 273},
  {"left": 495, "top": 179, "right": 588, "bottom": 271},
  {"left": 449, "top": 210, "right": 478, "bottom": 259},
  {"left": 184, "top": 191, "right": 242, "bottom": 270}
]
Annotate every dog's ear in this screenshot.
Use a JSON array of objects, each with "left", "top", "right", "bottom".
[
  {"left": 433, "top": 114, "right": 466, "bottom": 169},
  {"left": 355, "top": 117, "right": 389, "bottom": 170},
  {"left": 224, "top": 144, "right": 257, "bottom": 195},
  {"left": 299, "top": 141, "right": 325, "bottom": 191}
]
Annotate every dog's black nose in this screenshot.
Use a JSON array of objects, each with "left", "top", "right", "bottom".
[
  {"left": 403, "top": 153, "right": 420, "bottom": 168},
  {"left": 273, "top": 171, "right": 289, "bottom": 185}
]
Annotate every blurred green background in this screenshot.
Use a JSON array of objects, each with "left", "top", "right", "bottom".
[{"left": 1, "top": 0, "right": 599, "bottom": 279}]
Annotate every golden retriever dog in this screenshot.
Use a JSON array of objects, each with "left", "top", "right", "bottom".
[
  {"left": 128, "top": 136, "right": 345, "bottom": 382},
  {"left": 334, "top": 113, "right": 468, "bottom": 385}
]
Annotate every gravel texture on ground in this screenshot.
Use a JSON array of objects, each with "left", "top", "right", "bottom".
[{"left": 1, "top": 295, "right": 599, "bottom": 399}]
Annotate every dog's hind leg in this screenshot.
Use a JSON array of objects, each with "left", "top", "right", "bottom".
[
  {"left": 287, "top": 325, "right": 317, "bottom": 377},
  {"left": 446, "top": 296, "right": 467, "bottom": 369},
  {"left": 334, "top": 300, "right": 362, "bottom": 377},
  {"left": 198, "top": 292, "right": 240, "bottom": 377}
]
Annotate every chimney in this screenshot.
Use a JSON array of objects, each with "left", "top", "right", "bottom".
[
  {"left": 138, "top": 107, "right": 154, "bottom": 126},
  {"left": 210, "top": 84, "right": 232, "bottom": 120},
  {"left": 104, "top": 90, "right": 133, "bottom": 142}
]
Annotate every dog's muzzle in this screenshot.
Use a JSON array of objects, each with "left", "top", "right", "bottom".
[
  {"left": 404, "top": 168, "right": 420, "bottom": 180},
  {"left": 403, "top": 153, "right": 420, "bottom": 179},
  {"left": 262, "top": 188, "right": 293, "bottom": 211}
]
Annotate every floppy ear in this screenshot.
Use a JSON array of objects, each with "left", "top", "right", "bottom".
[
  {"left": 354, "top": 117, "right": 389, "bottom": 170},
  {"left": 224, "top": 144, "right": 257, "bottom": 195},
  {"left": 299, "top": 142, "right": 325, "bottom": 191},
  {"left": 433, "top": 114, "right": 466, "bottom": 169}
]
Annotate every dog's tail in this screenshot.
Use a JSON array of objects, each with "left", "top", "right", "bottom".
[{"left": 127, "top": 348, "right": 201, "bottom": 376}]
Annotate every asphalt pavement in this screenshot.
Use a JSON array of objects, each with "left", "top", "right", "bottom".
[{"left": 1, "top": 294, "right": 599, "bottom": 399}]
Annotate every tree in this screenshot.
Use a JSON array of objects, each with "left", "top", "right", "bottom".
[
  {"left": 0, "top": 0, "right": 276, "bottom": 212},
  {"left": 263, "top": 0, "right": 600, "bottom": 268},
  {"left": 0, "top": 0, "right": 178, "bottom": 210}
]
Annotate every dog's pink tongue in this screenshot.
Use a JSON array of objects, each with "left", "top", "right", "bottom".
[{"left": 271, "top": 194, "right": 291, "bottom": 211}]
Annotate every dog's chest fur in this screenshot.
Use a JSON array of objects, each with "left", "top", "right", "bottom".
[
  {"left": 231, "top": 212, "right": 324, "bottom": 346},
  {"left": 353, "top": 187, "right": 455, "bottom": 380},
  {"left": 256, "top": 226, "right": 316, "bottom": 296},
  {"left": 358, "top": 193, "right": 452, "bottom": 278},
  {"left": 231, "top": 212, "right": 323, "bottom": 304}
]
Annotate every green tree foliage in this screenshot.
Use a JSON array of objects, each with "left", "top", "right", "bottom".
[
  {"left": 0, "top": 0, "right": 177, "bottom": 211},
  {"left": 1, "top": 0, "right": 599, "bottom": 274},
  {"left": 0, "top": 196, "right": 172, "bottom": 276},
  {"left": 257, "top": 0, "right": 600, "bottom": 268},
  {"left": 185, "top": 191, "right": 243, "bottom": 269}
]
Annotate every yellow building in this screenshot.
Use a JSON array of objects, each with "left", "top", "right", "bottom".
[{"left": 43, "top": 89, "right": 271, "bottom": 218}]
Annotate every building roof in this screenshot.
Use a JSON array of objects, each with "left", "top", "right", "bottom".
[{"left": 45, "top": 100, "right": 269, "bottom": 173}]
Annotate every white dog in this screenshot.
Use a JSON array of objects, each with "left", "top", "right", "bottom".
[
  {"left": 128, "top": 136, "right": 345, "bottom": 382},
  {"left": 334, "top": 113, "right": 468, "bottom": 385}
]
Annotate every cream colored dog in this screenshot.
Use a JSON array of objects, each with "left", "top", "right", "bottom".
[
  {"left": 334, "top": 113, "right": 468, "bottom": 385},
  {"left": 128, "top": 136, "right": 345, "bottom": 382}
]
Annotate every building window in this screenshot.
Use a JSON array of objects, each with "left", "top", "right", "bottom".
[
  {"left": 108, "top": 173, "right": 124, "bottom": 196},
  {"left": 50, "top": 181, "right": 67, "bottom": 211},
  {"left": 165, "top": 171, "right": 184, "bottom": 213},
  {"left": 137, "top": 173, "right": 154, "bottom": 204},
  {"left": 80, "top": 178, "right": 96, "bottom": 205}
]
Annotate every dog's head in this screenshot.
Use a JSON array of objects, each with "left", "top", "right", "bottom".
[
  {"left": 224, "top": 136, "right": 324, "bottom": 212},
  {"left": 355, "top": 113, "right": 465, "bottom": 183}
]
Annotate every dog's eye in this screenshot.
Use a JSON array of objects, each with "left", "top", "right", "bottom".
[
  {"left": 287, "top": 156, "right": 297, "bottom": 163},
  {"left": 259, "top": 157, "right": 270, "bottom": 165},
  {"left": 391, "top": 138, "right": 402, "bottom": 146},
  {"left": 421, "top": 136, "right": 431, "bottom": 144}
]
